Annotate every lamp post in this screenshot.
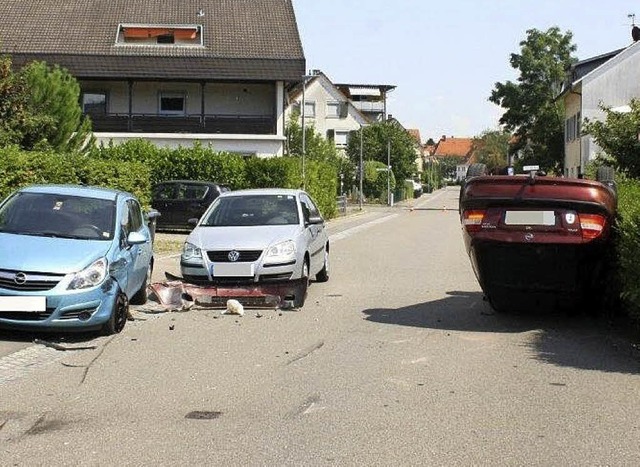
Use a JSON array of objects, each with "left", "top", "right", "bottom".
[
  {"left": 300, "top": 74, "right": 314, "bottom": 189},
  {"left": 387, "top": 140, "right": 391, "bottom": 206}
]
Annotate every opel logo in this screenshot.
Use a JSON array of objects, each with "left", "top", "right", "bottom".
[
  {"left": 524, "top": 233, "right": 535, "bottom": 242},
  {"left": 14, "top": 272, "right": 27, "bottom": 285},
  {"left": 228, "top": 250, "right": 240, "bottom": 262}
]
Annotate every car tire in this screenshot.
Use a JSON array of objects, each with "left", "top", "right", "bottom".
[
  {"left": 130, "top": 261, "right": 152, "bottom": 305},
  {"left": 596, "top": 166, "right": 617, "bottom": 194},
  {"left": 315, "top": 246, "right": 330, "bottom": 282},
  {"left": 293, "top": 259, "right": 310, "bottom": 308},
  {"left": 466, "top": 163, "right": 488, "bottom": 179},
  {"left": 102, "top": 292, "right": 129, "bottom": 336}
]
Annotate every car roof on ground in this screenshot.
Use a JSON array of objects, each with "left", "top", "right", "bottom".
[{"left": 19, "top": 184, "right": 127, "bottom": 201}]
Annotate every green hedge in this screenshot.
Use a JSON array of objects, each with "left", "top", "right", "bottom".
[
  {"left": 614, "top": 179, "right": 640, "bottom": 324},
  {"left": 1, "top": 141, "right": 339, "bottom": 218}
]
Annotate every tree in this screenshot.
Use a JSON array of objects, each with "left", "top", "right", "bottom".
[
  {"left": 19, "top": 61, "right": 93, "bottom": 152},
  {"left": 472, "top": 129, "right": 511, "bottom": 174},
  {"left": 0, "top": 56, "right": 31, "bottom": 147},
  {"left": 583, "top": 99, "right": 640, "bottom": 178},
  {"left": 490, "top": 27, "right": 577, "bottom": 172},
  {"left": 345, "top": 121, "right": 418, "bottom": 183}
]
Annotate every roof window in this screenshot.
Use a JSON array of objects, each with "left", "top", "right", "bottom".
[{"left": 116, "top": 24, "right": 203, "bottom": 47}]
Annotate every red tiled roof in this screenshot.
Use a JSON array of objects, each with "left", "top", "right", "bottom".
[{"left": 433, "top": 137, "right": 474, "bottom": 158}]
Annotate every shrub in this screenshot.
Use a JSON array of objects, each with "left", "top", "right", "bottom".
[{"left": 614, "top": 179, "right": 640, "bottom": 324}]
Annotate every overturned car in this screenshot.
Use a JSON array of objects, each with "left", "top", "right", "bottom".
[{"left": 459, "top": 165, "right": 617, "bottom": 313}]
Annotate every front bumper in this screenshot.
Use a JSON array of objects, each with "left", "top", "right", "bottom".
[{"left": 0, "top": 278, "right": 119, "bottom": 332}]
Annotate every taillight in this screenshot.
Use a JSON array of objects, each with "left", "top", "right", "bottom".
[
  {"left": 462, "top": 210, "right": 486, "bottom": 233},
  {"left": 578, "top": 213, "right": 607, "bottom": 240}
]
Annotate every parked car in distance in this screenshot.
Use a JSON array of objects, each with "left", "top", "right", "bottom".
[
  {"left": 151, "top": 180, "right": 230, "bottom": 231},
  {"left": 180, "top": 188, "right": 330, "bottom": 308},
  {"left": 0, "top": 185, "right": 159, "bottom": 334},
  {"left": 459, "top": 164, "right": 617, "bottom": 313},
  {"left": 406, "top": 179, "right": 423, "bottom": 198}
]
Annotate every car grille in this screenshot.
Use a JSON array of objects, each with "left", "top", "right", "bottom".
[
  {"left": 0, "top": 269, "right": 65, "bottom": 292},
  {"left": 0, "top": 309, "right": 55, "bottom": 321},
  {"left": 207, "top": 250, "right": 263, "bottom": 262}
]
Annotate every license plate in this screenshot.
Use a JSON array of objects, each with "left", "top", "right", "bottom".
[
  {"left": 0, "top": 296, "right": 47, "bottom": 312},
  {"left": 504, "top": 210, "right": 556, "bottom": 226},
  {"left": 210, "top": 263, "right": 254, "bottom": 277}
]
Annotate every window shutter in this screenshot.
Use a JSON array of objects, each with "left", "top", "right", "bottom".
[{"left": 326, "top": 129, "right": 335, "bottom": 141}]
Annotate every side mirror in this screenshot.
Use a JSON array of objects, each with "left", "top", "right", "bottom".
[
  {"left": 127, "top": 231, "right": 147, "bottom": 245},
  {"left": 307, "top": 215, "right": 324, "bottom": 225},
  {"left": 188, "top": 218, "right": 199, "bottom": 226},
  {"left": 146, "top": 209, "right": 161, "bottom": 220}
]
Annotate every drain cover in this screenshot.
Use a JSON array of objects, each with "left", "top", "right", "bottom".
[{"left": 185, "top": 411, "right": 223, "bottom": 420}]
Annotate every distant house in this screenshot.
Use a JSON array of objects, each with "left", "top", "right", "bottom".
[
  {"left": 286, "top": 71, "right": 368, "bottom": 152},
  {"left": 0, "top": 0, "right": 306, "bottom": 157},
  {"left": 557, "top": 43, "right": 632, "bottom": 176},
  {"left": 433, "top": 136, "right": 475, "bottom": 180},
  {"left": 335, "top": 83, "right": 396, "bottom": 123}
]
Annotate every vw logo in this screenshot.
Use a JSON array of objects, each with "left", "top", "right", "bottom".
[
  {"left": 228, "top": 250, "right": 240, "bottom": 262},
  {"left": 13, "top": 272, "right": 27, "bottom": 285}
]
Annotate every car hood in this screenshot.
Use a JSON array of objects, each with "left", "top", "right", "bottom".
[
  {"left": 0, "top": 233, "right": 111, "bottom": 274},
  {"left": 187, "top": 225, "right": 302, "bottom": 250}
]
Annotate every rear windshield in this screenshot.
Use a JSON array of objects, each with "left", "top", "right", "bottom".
[
  {"left": 201, "top": 195, "right": 299, "bottom": 227},
  {"left": 0, "top": 192, "right": 116, "bottom": 240}
]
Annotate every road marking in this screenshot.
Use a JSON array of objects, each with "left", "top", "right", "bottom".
[{"left": 330, "top": 214, "right": 399, "bottom": 243}]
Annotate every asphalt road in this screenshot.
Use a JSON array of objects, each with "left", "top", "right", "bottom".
[{"left": 1, "top": 187, "right": 640, "bottom": 466}]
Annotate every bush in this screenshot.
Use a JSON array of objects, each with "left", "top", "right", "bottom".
[{"left": 614, "top": 179, "right": 640, "bottom": 324}]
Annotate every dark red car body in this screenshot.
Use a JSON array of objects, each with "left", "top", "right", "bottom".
[{"left": 459, "top": 174, "right": 617, "bottom": 312}]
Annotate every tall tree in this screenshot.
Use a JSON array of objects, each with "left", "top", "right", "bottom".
[
  {"left": 19, "top": 61, "right": 94, "bottom": 152},
  {"left": 490, "top": 27, "right": 577, "bottom": 172},
  {"left": 472, "top": 129, "right": 511, "bottom": 174},
  {"left": 345, "top": 121, "right": 418, "bottom": 182}
]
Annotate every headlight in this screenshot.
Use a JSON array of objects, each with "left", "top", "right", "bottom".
[
  {"left": 182, "top": 242, "right": 204, "bottom": 264},
  {"left": 68, "top": 258, "right": 108, "bottom": 290},
  {"left": 263, "top": 240, "right": 297, "bottom": 265}
]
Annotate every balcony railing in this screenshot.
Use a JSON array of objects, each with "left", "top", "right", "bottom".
[
  {"left": 351, "top": 101, "right": 385, "bottom": 112},
  {"left": 87, "top": 113, "right": 276, "bottom": 135}
]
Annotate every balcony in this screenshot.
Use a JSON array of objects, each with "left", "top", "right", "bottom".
[
  {"left": 351, "top": 101, "right": 385, "bottom": 113},
  {"left": 88, "top": 113, "right": 276, "bottom": 135}
]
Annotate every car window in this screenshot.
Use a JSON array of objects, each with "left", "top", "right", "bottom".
[
  {"left": 201, "top": 195, "right": 299, "bottom": 226},
  {"left": 152, "top": 183, "right": 176, "bottom": 200},
  {"left": 178, "top": 183, "right": 209, "bottom": 200},
  {"left": 0, "top": 192, "right": 115, "bottom": 240},
  {"left": 123, "top": 199, "right": 143, "bottom": 235},
  {"left": 300, "top": 194, "right": 320, "bottom": 222}
]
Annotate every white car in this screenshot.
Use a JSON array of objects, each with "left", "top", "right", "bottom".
[{"left": 180, "top": 188, "right": 329, "bottom": 308}]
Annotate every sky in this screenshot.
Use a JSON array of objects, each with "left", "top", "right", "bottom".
[{"left": 293, "top": 0, "right": 636, "bottom": 142}]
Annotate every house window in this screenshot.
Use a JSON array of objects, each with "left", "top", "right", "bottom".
[
  {"left": 327, "top": 102, "right": 340, "bottom": 118},
  {"left": 303, "top": 101, "right": 316, "bottom": 118},
  {"left": 159, "top": 92, "right": 186, "bottom": 115},
  {"left": 82, "top": 92, "right": 107, "bottom": 116},
  {"left": 335, "top": 130, "right": 349, "bottom": 148}
]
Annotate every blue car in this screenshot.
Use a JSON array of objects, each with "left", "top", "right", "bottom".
[{"left": 0, "top": 185, "right": 158, "bottom": 334}]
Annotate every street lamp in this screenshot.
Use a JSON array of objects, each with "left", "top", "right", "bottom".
[
  {"left": 359, "top": 125, "right": 364, "bottom": 210},
  {"left": 300, "top": 73, "right": 314, "bottom": 189},
  {"left": 387, "top": 140, "right": 391, "bottom": 206}
]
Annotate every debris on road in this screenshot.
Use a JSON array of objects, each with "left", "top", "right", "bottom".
[
  {"left": 222, "top": 299, "right": 244, "bottom": 316},
  {"left": 33, "top": 339, "right": 97, "bottom": 352}
]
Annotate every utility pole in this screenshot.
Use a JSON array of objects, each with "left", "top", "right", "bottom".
[
  {"left": 387, "top": 140, "right": 391, "bottom": 206},
  {"left": 359, "top": 126, "right": 364, "bottom": 210}
]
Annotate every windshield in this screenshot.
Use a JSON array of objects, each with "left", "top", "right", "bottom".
[
  {"left": 201, "top": 194, "right": 300, "bottom": 227},
  {"left": 0, "top": 192, "right": 116, "bottom": 240}
]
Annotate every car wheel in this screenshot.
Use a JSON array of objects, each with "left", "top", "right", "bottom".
[
  {"left": 596, "top": 166, "right": 617, "bottom": 194},
  {"left": 315, "top": 246, "right": 330, "bottom": 282},
  {"left": 102, "top": 292, "right": 129, "bottom": 336},
  {"left": 293, "top": 259, "right": 310, "bottom": 309},
  {"left": 130, "top": 261, "right": 152, "bottom": 305}
]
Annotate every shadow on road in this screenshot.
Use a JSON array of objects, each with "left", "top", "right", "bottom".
[{"left": 363, "top": 290, "right": 640, "bottom": 375}]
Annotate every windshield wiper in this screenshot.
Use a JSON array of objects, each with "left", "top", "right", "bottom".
[{"left": 23, "top": 231, "right": 78, "bottom": 239}]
